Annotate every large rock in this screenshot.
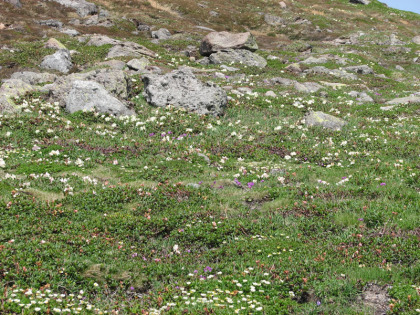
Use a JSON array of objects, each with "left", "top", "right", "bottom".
[
  {"left": 306, "top": 66, "right": 357, "bottom": 80},
  {"left": 127, "top": 58, "right": 150, "bottom": 71},
  {"left": 344, "top": 65, "right": 374, "bottom": 75},
  {"left": 386, "top": 95, "right": 420, "bottom": 105},
  {"left": 151, "top": 28, "right": 172, "bottom": 40},
  {"left": 44, "top": 38, "right": 67, "bottom": 50},
  {"left": 106, "top": 41, "right": 156, "bottom": 58},
  {"left": 0, "top": 79, "right": 36, "bottom": 113},
  {"left": 40, "top": 49, "right": 73, "bottom": 74},
  {"left": 142, "top": 68, "right": 227, "bottom": 116},
  {"left": 87, "top": 35, "right": 121, "bottom": 46},
  {"left": 200, "top": 32, "right": 258, "bottom": 56},
  {"left": 50, "top": 0, "right": 97, "bottom": 17},
  {"left": 209, "top": 49, "right": 267, "bottom": 68},
  {"left": 10, "top": 71, "right": 58, "bottom": 85},
  {"left": 348, "top": 91, "right": 374, "bottom": 103},
  {"left": 39, "top": 19, "right": 63, "bottom": 29},
  {"left": 304, "top": 111, "right": 347, "bottom": 131},
  {"left": 41, "top": 68, "right": 131, "bottom": 105},
  {"left": 294, "top": 82, "right": 323, "bottom": 93},
  {"left": 65, "top": 80, "right": 134, "bottom": 116},
  {"left": 412, "top": 36, "right": 420, "bottom": 45}
]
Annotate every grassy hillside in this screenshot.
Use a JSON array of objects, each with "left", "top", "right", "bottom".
[{"left": 0, "top": 0, "right": 419, "bottom": 314}]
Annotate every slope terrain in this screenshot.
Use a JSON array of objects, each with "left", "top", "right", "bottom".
[{"left": 0, "top": 0, "right": 419, "bottom": 314}]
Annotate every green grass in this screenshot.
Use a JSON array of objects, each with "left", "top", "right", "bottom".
[{"left": 0, "top": 1, "right": 419, "bottom": 313}]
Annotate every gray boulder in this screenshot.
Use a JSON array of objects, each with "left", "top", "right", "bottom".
[
  {"left": 348, "top": 91, "right": 374, "bottom": 103},
  {"left": 10, "top": 71, "right": 58, "bottom": 85},
  {"left": 97, "top": 60, "right": 126, "bottom": 70},
  {"left": 209, "top": 49, "right": 267, "bottom": 68},
  {"left": 60, "top": 28, "right": 80, "bottom": 37},
  {"left": 304, "top": 111, "right": 347, "bottom": 131},
  {"left": 294, "top": 82, "right": 323, "bottom": 93},
  {"left": 200, "top": 32, "right": 258, "bottom": 56},
  {"left": 386, "top": 95, "right": 420, "bottom": 105},
  {"left": 39, "top": 19, "right": 63, "bottom": 29},
  {"left": 40, "top": 49, "right": 73, "bottom": 74},
  {"left": 41, "top": 68, "right": 131, "bottom": 105},
  {"left": 413, "top": 36, "right": 420, "bottom": 45},
  {"left": 50, "top": 0, "right": 97, "bottom": 17},
  {"left": 151, "top": 28, "right": 172, "bottom": 40},
  {"left": 349, "top": 0, "right": 370, "bottom": 4},
  {"left": 0, "top": 79, "right": 36, "bottom": 113},
  {"left": 86, "top": 34, "right": 121, "bottom": 46},
  {"left": 65, "top": 80, "right": 134, "bottom": 116},
  {"left": 266, "top": 77, "right": 295, "bottom": 86},
  {"left": 107, "top": 41, "right": 156, "bottom": 58},
  {"left": 142, "top": 68, "right": 227, "bottom": 116},
  {"left": 344, "top": 65, "right": 374, "bottom": 75},
  {"left": 127, "top": 58, "right": 150, "bottom": 71},
  {"left": 306, "top": 66, "right": 357, "bottom": 80}
]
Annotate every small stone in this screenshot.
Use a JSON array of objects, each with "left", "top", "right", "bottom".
[{"left": 265, "top": 91, "right": 277, "bottom": 97}]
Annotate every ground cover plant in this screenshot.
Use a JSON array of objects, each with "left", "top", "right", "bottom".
[{"left": 0, "top": 0, "right": 419, "bottom": 314}]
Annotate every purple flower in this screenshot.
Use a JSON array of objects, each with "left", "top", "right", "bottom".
[
  {"left": 380, "top": 182, "right": 386, "bottom": 186},
  {"left": 149, "top": 133, "right": 155, "bottom": 137},
  {"left": 247, "top": 182, "right": 255, "bottom": 189},
  {"left": 204, "top": 266, "right": 213, "bottom": 272},
  {"left": 234, "top": 178, "right": 242, "bottom": 186},
  {"left": 194, "top": 270, "right": 198, "bottom": 273},
  {"left": 316, "top": 300, "right": 321, "bottom": 306},
  {"left": 130, "top": 286, "right": 135, "bottom": 291},
  {"left": 358, "top": 218, "right": 364, "bottom": 221},
  {"left": 131, "top": 253, "right": 138, "bottom": 258},
  {"left": 198, "top": 181, "right": 203, "bottom": 185},
  {"left": 342, "top": 176, "right": 347, "bottom": 179}
]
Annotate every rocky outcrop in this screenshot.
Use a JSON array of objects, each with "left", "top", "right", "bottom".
[
  {"left": 106, "top": 41, "right": 156, "bottom": 58},
  {"left": 0, "top": 79, "right": 36, "bottom": 113},
  {"left": 200, "top": 32, "right": 258, "bottom": 56},
  {"left": 50, "top": 0, "right": 97, "bottom": 17},
  {"left": 151, "top": 28, "right": 172, "bottom": 40},
  {"left": 40, "top": 49, "right": 73, "bottom": 74},
  {"left": 65, "top": 80, "right": 134, "bottom": 116},
  {"left": 127, "top": 58, "right": 150, "bottom": 71},
  {"left": 348, "top": 91, "right": 374, "bottom": 103},
  {"left": 208, "top": 49, "right": 267, "bottom": 68},
  {"left": 10, "top": 72, "right": 58, "bottom": 85},
  {"left": 142, "top": 68, "right": 227, "bottom": 116},
  {"left": 344, "top": 65, "right": 374, "bottom": 75},
  {"left": 385, "top": 94, "right": 420, "bottom": 105},
  {"left": 41, "top": 68, "right": 131, "bottom": 105},
  {"left": 306, "top": 66, "right": 357, "bottom": 80},
  {"left": 303, "top": 111, "right": 347, "bottom": 131}
]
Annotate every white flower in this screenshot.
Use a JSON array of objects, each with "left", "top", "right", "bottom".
[
  {"left": 274, "top": 126, "right": 282, "bottom": 131},
  {"left": 49, "top": 150, "right": 60, "bottom": 156},
  {"left": 284, "top": 155, "right": 291, "bottom": 160},
  {"left": 0, "top": 158, "right": 5, "bottom": 168}
]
